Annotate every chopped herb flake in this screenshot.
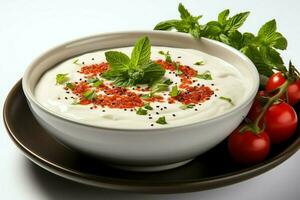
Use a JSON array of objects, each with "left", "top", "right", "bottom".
[
  {"left": 83, "top": 90, "right": 97, "bottom": 100},
  {"left": 136, "top": 107, "right": 148, "bottom": 115},
  {"left": 196, "top": 71, "right": 212, "bottom": 80},
  {"left": 87, "top": 78, "right": 98, "bottom": 83},
  {"left": 194, "top": 60, "right": 205, "bottom": 65},
  {"left": 169, "top": 85, "right": 181, "bottom": 97},
  {"left": 141, "top": 94, "right": 151, "bottom": 99},
  {"left": 93, "top": 79, "right": 104, "bottom": 87},
  {"left": 219, "top": 96, "right": 234, "bottom": 105},
  {"left": 163, "top": 78, "right": 173, "bottom": 85},
  {"left": 158, "top": 51, "right": 172, "bottom": 63},
  {"left": 56, "top": 73, "right": 69, "bottom": 84},
  {"left": 73, "top": 59, "right": 80, "bottom": 66},
  {"left": 144, "top": 103, "right": 153, "bottom": 110},
  {"left": 66, "top": 82, "right": 75, "bottom": 90},
  {"left": 156, "top": 116, "right": 167, "bottom": 124},
  {"left": 180, "top": 104, "right": 195, "bottom": 110}
]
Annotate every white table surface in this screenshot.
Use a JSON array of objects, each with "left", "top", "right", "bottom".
[{"left": 1, "top": 0, "right": 300, "bottom": 199}]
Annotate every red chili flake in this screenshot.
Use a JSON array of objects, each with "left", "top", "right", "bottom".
[
  {"left": 94, "top": 92, "right": 144, "bottom": 108},
  {"left": 179, "top": 76, "right": 193, "bottom": 89},
  {"left": 168, "top": 97, "right": 176, "bottom": 104},
  {"left": 173, "top": 86, "right": 213, "bottom": 105},
  {"left": 80, "top": 62, "right": 109, "bottom": 76},
  {"left": 143, "top": 95, "right": 164, "bottom": 102},
  {"left": 156, "top": 59, "right": 176, "bottom": 71},
  {"left": 72, "top": 81, "right": 90, "bottom": 95},
  {"left": 80, "top": 99, "right": 92, "bottom": 105},
  {"left": 179, "top": 65, "right": 197, "bottom": 77}
]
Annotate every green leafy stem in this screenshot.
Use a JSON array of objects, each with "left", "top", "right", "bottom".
[{"left": 154, "top": 3, "right": 288, "bottom": 77}]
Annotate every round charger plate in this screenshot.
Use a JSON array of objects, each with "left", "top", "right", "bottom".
[{"left": 3, "top": 80, "right": 300, "bottom": 193}]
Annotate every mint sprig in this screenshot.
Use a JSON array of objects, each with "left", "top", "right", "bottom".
[
  {"left": 102, "top": 36, "right": 165, "bottom": 87},
  {"left": 154, "top": 3, "right": 288, "bottom": 77}
]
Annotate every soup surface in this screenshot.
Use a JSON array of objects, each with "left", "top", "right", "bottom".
[{"left": 35, "top": 46, "right": 250, "bottom": 129}]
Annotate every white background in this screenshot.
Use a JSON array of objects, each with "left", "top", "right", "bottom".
[{"left": 1, "top": 0, "right": 300, "bottom": 199}]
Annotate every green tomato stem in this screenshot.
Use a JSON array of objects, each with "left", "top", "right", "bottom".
[{"left": 253, "top": 80, "right": 290, "bottom": 131}]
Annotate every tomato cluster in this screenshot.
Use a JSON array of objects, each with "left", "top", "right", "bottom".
[{"left": 228, "top": 72, "right": 299, "bottom": 165}]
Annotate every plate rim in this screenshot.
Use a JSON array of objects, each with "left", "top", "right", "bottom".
[{"left": 3, "top": 80, "right": 300, "bottom": 194}]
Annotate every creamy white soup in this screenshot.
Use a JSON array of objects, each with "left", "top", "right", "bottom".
[{"left": 35, "top": 44, "right": 250, "bottom": 129}]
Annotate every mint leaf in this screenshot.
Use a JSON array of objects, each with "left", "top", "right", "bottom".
[
  {"left": 136, "top": 107, "right": 148, "bottom": 115},
  {"left": 258, "top": 19, "right": 287, "bottom": 50},
  {"left": 178, "top": 3, "right": 191, "bottom": 19},
  {"left": 131, "top": 36, "right": 151, "bottom": 67},
  {"left": 151, "top": 82, "right": 169, "bottom": 94},
  {"left": 154, "top": 19, "right": 181, "bottom": 30},
  {"left": 105, "top": 51, "right": 130, "bottom": 70},
  {"left": 56, "top": 73, "right": 69, "bottom": 84},
  {"left": 218, "top": 9, "right": 230, "bottom": 25},
  {"left": 156, "top": 116, "right": 167, "bottom": 125},
  {"left": 140, "top": 62, "right": 166, "bottom": 85},
  {"left": 169, "top": 85, "right": 180, "bottom": 97},
  {"left": 225, "top": 12, "right": 250, "bottom": 32},
  {"left": 196, "top": 71, "right": 212, "bottom": 80},
  {"left": 258, "top": 19, "right": 276, "bottom": 38}
]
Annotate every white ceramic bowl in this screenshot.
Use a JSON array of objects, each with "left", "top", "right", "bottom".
[{"left": 22, "top": 31, "right": 259, "bottom": 172}]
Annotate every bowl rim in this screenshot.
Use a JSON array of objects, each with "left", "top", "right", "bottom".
[{"left": 22, "top": 30, "right": 259, "bottom": 131}]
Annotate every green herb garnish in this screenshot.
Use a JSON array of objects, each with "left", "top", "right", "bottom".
[
  {"left": 180, "top": 104, "right": 195, "bottom": 110},
  {"left": 73, "top": 59, "right": 81, "bottom": 66},
  {"left": 56, "top": 73, "right": 69, "bottom": 84},
  {"left": 102, "top": 36, "right": 165, "bottom": 87},
  {"left": 169, "top": 85, "right": 181, "bottom": 97},
  {"left": 93, "top": 79, "right": 104, "bottom": 87},
  {"left": 83, "top": 90, "right": 97, "bottom": 100},
  {"left": 194, "top": 61, "right": 205, "bottom": 65},
  {"left": 136, "top": 107, "right": 148, "bottom": 115},
  {"left": 196, "top": 71, "right": 212, "bottom": 80},
  {"left": 144, "top": 103, "right": 153, "bottom": 110},
  {"left": 154, "top": 3, "right": 288, "bottom": 77},
  {"left": 141, "top": 94, "right": 151, "bottom": 99},
  {"left": 66, "top": 82, "right": 75, "bottom": 90},
  {"left": 219, "top": 96, "right": 234, "bottom": 105},
  {"left": 87, "top": 78, "right": 104, "bottom": 87},
  {"left": 173, "top": 62, "right": 183, "bottom": 75},
  {"left": 158, "top": 51, "right": 172, "bottom": 63},
  {"left": 87, "top": 78, "right": 98, "bottom": 83},
  {"left": 163, "top": 78, "right": 173, "bottom": 85},
  {"left": 156, "top": 116, "right": 167, "bottom": 125}
]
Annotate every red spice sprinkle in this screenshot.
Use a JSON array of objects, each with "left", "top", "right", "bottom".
[
  {"left": 156, "top": 59, "right": 175, "bottom": 71},
  {"left": 172, "top": 86, "right": 213, "bottom": 105},
  {"left": 143, "top": 95, "right": 164, "bottom": 102},
  {"left": 95, "top": 92, "right": 143, "bottom": 108},
  {"left": 179, "top": 65, "right": 197, "bottom": 77},
  {"left": 64, "top": 59, "right": 214, "bottom": 109},
  {"left": 80, "top": 62, "right": 109, "bottom": 76}
]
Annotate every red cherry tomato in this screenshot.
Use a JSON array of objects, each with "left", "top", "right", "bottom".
[
  {"left": 228, "top": 129, "right": 270, "bottom": 165},
  {"left": 287, "top": 79, "right": 300, "bottom": 105},
  {"left": 265, "top": 72, "right": 286, "bottom": 93},
  {"left": 265, "top": 102, "right": 298, "bottom": 144}
]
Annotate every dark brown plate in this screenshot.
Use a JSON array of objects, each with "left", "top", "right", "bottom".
[{"left": 3, "top": 80, "right": 300, "bottom": 194}]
